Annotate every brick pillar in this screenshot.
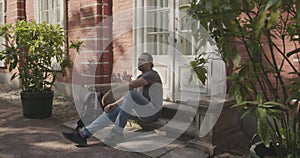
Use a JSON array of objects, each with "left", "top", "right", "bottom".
[
  {"left": 6, "top": 0, "right": 26, "bottom": 23},
  {"left": 77, "top": 0, "right": 113, "bottom": 85},
  {"left": 101, "top": 0, "right": 113, "bottom": 84}
]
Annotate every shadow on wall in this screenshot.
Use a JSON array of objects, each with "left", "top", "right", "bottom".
[{"left": 111, "top": 71, "right": 132, "bottom": 83}]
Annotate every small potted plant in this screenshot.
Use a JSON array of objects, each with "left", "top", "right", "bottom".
[{"left": 0, "top": 20, "right": 81, "bottom": 118}]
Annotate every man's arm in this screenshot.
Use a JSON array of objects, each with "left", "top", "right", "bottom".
[
  {"left": 103, "top": 96, "right": 124, "bottom": 112},
  {"left": 101, "top": 78, "right": 149, "bottom": 107},
  {"left": 128, "top": 78, "right": 148, "bottom": 90}
]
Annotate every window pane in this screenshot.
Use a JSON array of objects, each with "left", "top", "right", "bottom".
[
  {"left": 147, "top": 35, "right": 158, "bottom": 55},
  {"left": 43, "top": 0, "right": 49, "bottom": 10},
  {"left": 180, "top": 0, "right": 191, "bottom": 6},
  {"left": 160, "top": 11, "right": 169, "bottom": 31},
  {"left": 39, "top": 0, "right": 62, "bottom": 25},
  {"left": 147, "top": 0, "right": 157, "bottom": 6},
  {"left": 0, "top": 2, "right": 2, "bottom": 13},
  {"left": 158, "top": 0, "right": 168, "bottom": 8},
  {"left": 0, "top": 1, "right": 3, "bottom": 23},
  {"left": 179, "top": 32, "right": 193, "bottom": 55},
  {"left": 56, "top": 9, "right": 60, "bottom": 23},
  {"left": 158, "top": 34, "right": 169, "bottom": 55},
  {"left": 50, "top": 10, "right": 55, "bottom": 23},
  {"left": 147, "top": 11, "right": 157, "bottom": 31},
  {"left": 41, "top": 11, "right": 49, "bottom": 23},
  {"left": 164, "top": 0, "right": 168, "bottom": 7},
  {"left": 164, "top": 34, "right": 169, "bottom": 55}
]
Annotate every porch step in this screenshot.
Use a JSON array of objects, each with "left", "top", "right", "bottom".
[
  {"left": 160, "top": 101, "right": 197, "bottom": 119},
  {"left": 130, "top": 101, "right": 199, "bottom": 139},
  {"left": 63, "top": 101, "right": 199, "bottom": 141},
  {"left": 131, "top": 117, "right": 197, "bottom": 139}
]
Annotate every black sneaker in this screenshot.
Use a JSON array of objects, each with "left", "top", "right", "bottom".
[{"left": 62, "top": 131, "right": 87, "bottom": 146}]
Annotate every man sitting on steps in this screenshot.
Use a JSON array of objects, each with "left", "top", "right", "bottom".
[{"left": 62, "top": 52, "right": 163, "bottom": 146}]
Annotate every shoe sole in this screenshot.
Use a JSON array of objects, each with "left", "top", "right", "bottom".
[{"left": 61, "top": 132, "right": 87, "bottom": 146}]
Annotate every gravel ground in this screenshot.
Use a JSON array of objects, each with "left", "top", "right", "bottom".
[{"left": 0, "top": 83, "right": 79, "bottom": 123}]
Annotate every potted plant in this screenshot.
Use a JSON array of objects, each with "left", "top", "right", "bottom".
[
  {"left": 186, "top": 0, "right": 300, "bottom": 157},
  {"left": 0, "top": 20, "right": 81, "bottom": 118}
]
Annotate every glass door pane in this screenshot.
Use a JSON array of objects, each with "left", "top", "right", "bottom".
[
  {"left": 145, "top": 0, "right": 170, "bottom": 55},
  {"left": 178, "top": 0, "right": 196, "bottom": 56}
]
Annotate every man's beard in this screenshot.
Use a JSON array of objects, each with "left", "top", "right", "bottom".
[{"left": 138, "top": 65, "right": 144, "bottom": 71}]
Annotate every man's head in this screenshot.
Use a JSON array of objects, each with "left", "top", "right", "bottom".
[{"left": 138, "top": 53, "right": 154, "bottom": 72}]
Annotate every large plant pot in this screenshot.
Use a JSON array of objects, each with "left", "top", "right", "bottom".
[
  {"left": 250, "top": 141, "right": 277, "bottom": 158},
  {"left": 20, "top": 91, "right": 54, "bottom": 118}
]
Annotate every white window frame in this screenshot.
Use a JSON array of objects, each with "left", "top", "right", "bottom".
[
  {"left": 34, "top": 0, "right": 65, "bottom": 27},
  {"left": 0, "top": 0, "right": 5, "bottom": 67}
]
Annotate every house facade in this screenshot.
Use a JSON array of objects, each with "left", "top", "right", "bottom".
[
  {"left": 1, "top": 0, "right": 299, "bottom": 154},
  {"left": 0, "top": 0, "right": 227, "bottom": 102}
]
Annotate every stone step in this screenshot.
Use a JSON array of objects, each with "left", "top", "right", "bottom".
[
  {"left": 127, "top": 102, "right": 199, "bottom": 139},
  {"left": 131, "top": 117, "right": 197, "bottom": 140},
  {"left": 63, "top": 101, "right": 199, "bottom": 140},
  {"left": 160, "top": 101, "right": 198, "bottom": 119}
]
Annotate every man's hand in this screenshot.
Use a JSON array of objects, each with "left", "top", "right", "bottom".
[
  {"left": 104, "top": 103, "right": 117, "bottom": 112},
  {"left": 102, "top": 90, "right": 112, "bottom": 107}
]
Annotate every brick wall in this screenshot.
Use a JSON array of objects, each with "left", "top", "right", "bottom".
[
  {"left": 232, "top": 36, "right": 300, "bottom": 99},
  {"left": 73, "top": 0, "right": 113, "bottom": 85},
  {"left": 55, "top": 0, "right": 114, "bottom": 85},
  {"left": 6, "top": 0, "right": 25, "bottom": 22},
  {"left": 25, "top": 0, "right": 34, "bottom": 21},
  {"left": 111, "top": 0, "right": 134, "bottom": 82}
]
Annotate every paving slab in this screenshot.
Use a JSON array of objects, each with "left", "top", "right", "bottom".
[
  {"left": 0, "top": 99, "right": 149, "bottom": 158},
  {"left": 160, "top": 146, "right": 209, "bottom": 158},
  {"left": 63, "top": 120, "right": 187, "bottom": 157}
]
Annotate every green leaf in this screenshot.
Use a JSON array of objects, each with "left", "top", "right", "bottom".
[
  {"left": 263, "top": 101, "right": 287, "bottom": 109},
  {"left": 265, "top": 0, "right": 280, "bottom": 10},
  {"left": 255, "top": 11, "right": 267, "bottom": 38},
  {"left": 228, "top": 82, "right": 239, "bottom": 97},
  {"left": 297, "top": 0, "right": 300, "bottom": 27},
  {"left": 179, "top": 5, "right": 190, "bottom": 10},
  {"left": 231, "top": 47, "right": 241, "bottom": 66},
  {"left": 10, "top": 73, "right": 18, "bottom": 81},
  {"left": 258, "top": 119, "right": 271, "bottom": 148},
  {"left": 257, "top": 94, "right": 263, "bottom": 105}
]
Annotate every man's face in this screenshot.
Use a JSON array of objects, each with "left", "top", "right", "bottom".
[{"left": 138, "top": 54, "right": 150, "bottom": 71}]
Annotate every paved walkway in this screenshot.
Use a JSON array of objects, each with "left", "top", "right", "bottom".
[
  {"left": 0, "top": 99, "right": 150, "bottom": 158},
  {"left": 0, "top": 99, "right": 211, "bottom": 158},
  {"left": 0, "top": 97, "right": 251, "bottom": 158}
]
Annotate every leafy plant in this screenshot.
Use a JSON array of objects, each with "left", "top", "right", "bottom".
[
  {"left": 189, "top": 53, "right": 207, "bottom": 85},
  {"left": 186, "top": 0, "right": 300, "bottom": 157},
  {"left": 0, "top": 20, "right": 81, "bottom": 93}
]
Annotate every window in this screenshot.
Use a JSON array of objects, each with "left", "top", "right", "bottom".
[
  {"left": 137, "top": 0, "right": 196, "bottom": 56},
  {"left": 35, "top": 0, "right": 65, "bottom": 70},
  {"left": 0, "top": 0, "right": 5, "bottom": 67},
  {"left": 35, "top": 0, "right": 65, "bottom": 26},
  {"left": 145, "top": 0, "right": 170, "bottom": 55}
]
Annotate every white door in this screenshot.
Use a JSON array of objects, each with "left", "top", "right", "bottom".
[
  {"left": 135, "top": 0, "right": 175, "bottom": 101},
  {"left": 134, "top": 0, "right": 223, "bottom": 102}
]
